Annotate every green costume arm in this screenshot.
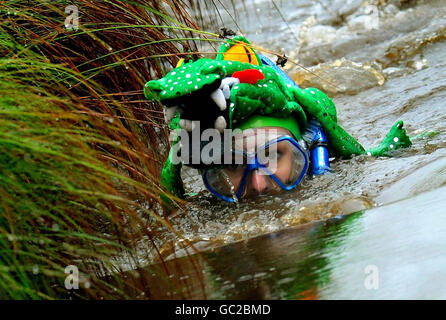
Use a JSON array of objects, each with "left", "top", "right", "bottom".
[
  {"left": 366, "top": 120, "right": 412, "bottom": 156},
  {"left": 294, "top": 87, "right": 412, "bottom": 157},
  {"left": 161, "top": 144, "right": 184, "bottom": 199},
  {"left": 160, "top": 115, "right": 185, "bottom": 199}
]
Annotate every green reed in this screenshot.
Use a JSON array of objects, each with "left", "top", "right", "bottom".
[{"left": 0, "top": 0, "right": 219, "bottom": 299}]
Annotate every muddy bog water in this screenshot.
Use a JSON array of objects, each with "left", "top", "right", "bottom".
[
  {"left": 139, "top": 184, "right": 446, "bottom": 299},
  {"left": 135, "top": 0, "right": 446, "bottom": 299}
]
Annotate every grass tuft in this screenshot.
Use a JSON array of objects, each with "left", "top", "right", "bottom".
[{"left": 0, "top": 0, "right": 218, "bottom": 299}]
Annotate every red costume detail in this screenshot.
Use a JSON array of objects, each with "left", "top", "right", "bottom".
[{"left": 232, "top": 69, "right": 265, "bottom": 84}]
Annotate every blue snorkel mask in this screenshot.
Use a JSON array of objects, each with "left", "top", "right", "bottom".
[
  {"left": 200, "top": 54, "right": 328, "bottom": 203},
  {"left": 202, "top": 128, "right": 309, "bottom": 202}
]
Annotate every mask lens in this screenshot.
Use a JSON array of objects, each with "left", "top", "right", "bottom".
[
  {"left": 204, "top": 164, "right": 246, "bottom": 198},
  {"left": 256, "top": 140, "right": 307, "bottom": 187}
]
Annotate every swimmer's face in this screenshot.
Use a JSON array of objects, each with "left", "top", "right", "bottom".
[{"left": 223, "top": 127, "right": 298, "bottom": 197}]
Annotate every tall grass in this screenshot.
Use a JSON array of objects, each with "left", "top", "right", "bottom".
[{"left": 0, "top": 0, "right": 218, "bottom": 299}]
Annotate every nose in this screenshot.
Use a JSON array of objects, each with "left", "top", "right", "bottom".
[{"left": 251, "top": 170, "right": 268, "bottom": 194}]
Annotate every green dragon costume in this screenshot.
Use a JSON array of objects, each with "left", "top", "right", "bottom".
[{"left": 144, "top": 36, "right": 411, "bottom": 198}]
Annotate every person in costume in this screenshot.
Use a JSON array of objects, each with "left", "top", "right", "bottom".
[{"left": 144, "top": 36, "right": 412, "bottom": 203}]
